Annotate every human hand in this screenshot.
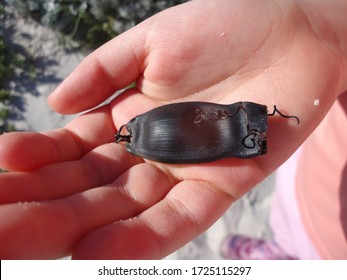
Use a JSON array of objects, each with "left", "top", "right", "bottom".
[{"left": 0, "top": 0, "right": 346, "bottom": 259}]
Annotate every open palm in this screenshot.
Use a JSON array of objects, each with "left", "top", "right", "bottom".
[{"left": 0, "top": 0, "right": 345, "bottom": 259}]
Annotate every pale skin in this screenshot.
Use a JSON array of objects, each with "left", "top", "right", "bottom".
[{"left": 0, "top": 0, "right": 346, "bottom": 259}]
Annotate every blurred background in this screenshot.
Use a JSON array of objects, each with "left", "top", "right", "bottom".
[{"left": 0, "top": 0, "right": 273, "bottom": 259}]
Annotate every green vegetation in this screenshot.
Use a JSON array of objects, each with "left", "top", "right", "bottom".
[
  {"left": 0, "top": 1, "right": 187, "bottom": 134},
  {"left": 0, "top": 36, "right": 15, "bottom": 133},
  {"left": 0, "top": 12, "right": 36, "bottom": 133},
  {"left": 5, "top": 0, "right": 187, "bottom": 50}
]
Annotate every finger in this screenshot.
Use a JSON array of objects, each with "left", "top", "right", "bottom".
[
  {"left": 71, "top": 180, "right": 233, "bottom": 259},
  {"left": 0, "top": 105, "right": 115, "bottom": 171},
  {"left": 0, "top": 130, "right": 82, "bottom": 172},
  {"left": 48, "top": 27, "right": 147, "bottom": 114},
  {"left": 0, "top": 143, "right": 140, "bottom": 204},
  {"left": 110, "top": 89, "right": 162, "bottom": 129},
  {"left": 0, "top": 163, "right": 173, "bottom": 259}
]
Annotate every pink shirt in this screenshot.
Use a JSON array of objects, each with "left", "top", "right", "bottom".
[{"left": 296, "top": 97, "right": 347, "bottom": 259}]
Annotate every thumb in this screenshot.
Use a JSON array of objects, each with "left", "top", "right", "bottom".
[{"left": 48, "top": 26, "right": 147, "bottom": 114}]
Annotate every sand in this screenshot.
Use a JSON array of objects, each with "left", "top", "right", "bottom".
[{"left": 3, "top": 9, "right": 274, "bottom": 260}]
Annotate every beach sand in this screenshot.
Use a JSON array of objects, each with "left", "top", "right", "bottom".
[{"left": 3, "top": 9, "right": 274, "bottom": 260}]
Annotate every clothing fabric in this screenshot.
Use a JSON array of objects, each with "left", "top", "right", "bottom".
[
  {"left": 270, "top": 147, "right": 321, "bottom": 259},
  {"left": 296, "top": 98, "right": 347, "bottom": 259},
  {"left": 271, "top": 98, "right": 347, "bottom": 259}
]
